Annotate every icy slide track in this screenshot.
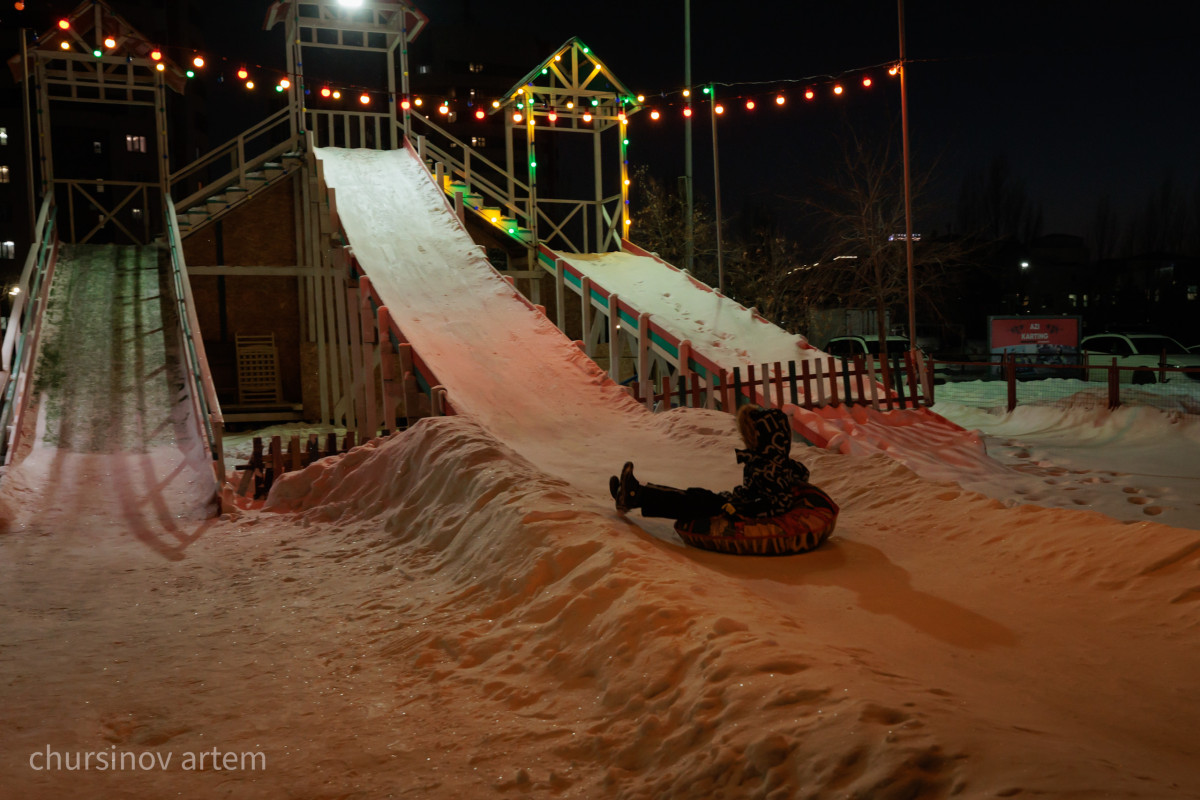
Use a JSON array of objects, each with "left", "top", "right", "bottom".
[
  {"left": 0, "top": 245, "right": 218, "bottom": 551},
  {"left": 320, "top": 145, "right": 999, "bottom": 495}
]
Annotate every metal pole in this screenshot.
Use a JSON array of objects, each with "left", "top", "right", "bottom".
[
  {"left": 20, "top": 29, "right": 36, "bottom": 239},
  {"left": 710, "top": 84, "right": 724, "bottom": 293},
  {"left": 684, "top": 0, "right": 694, "bottom": 272},
  {"left": 898, "top": 0, "right": 916, "bottom": 348}
]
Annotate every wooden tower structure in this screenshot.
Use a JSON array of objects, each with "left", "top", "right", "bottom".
[{"left": 7, "top": 0, "right": 189, "bottom": 244}]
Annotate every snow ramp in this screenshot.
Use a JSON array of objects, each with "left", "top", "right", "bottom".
[
  {"left": 316, "top": 145, "right": 989, "bottom": 491},
  {"left": 0, "top": 244, "right": 219, "bottom": 542},
  {"left": 545, "top": 246, "right": 984, "bottom": 463}
]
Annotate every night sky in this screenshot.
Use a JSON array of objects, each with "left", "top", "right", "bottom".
[
  {"left": 6, "top": 1, "right": 1199, "bottom": 242},
  {"left": 417, "top": 1, "right": 1200, "bottom": 241}
]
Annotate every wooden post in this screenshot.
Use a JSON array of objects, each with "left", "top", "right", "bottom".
[
  {"left": 1108, "top": 357, "right": 1120, "bottom": 410},
  {"left": 307, "top": 433, "right": 320, "bottom": 465},
  {"left": 841, "top": 357, "right": 854, "bottom": 405},
  {"left": 746, "top": 365, "right": 757, "bottom": 405},
  {"left": 853, "top": 356, "right": 867, "bottom": 406},
  {"left": 288, "top": 436, "right": 301, "bottom": 472},
  {"left": 718, "top": 368, "right": 731, "bottom": 412},
  {"left": 773, "top": 361, "right": 785, "bottom": 408},
  {"left": 799, "top": 360, "right": 812, "bottom": 408},
  {"left": 580, "top": 276, "right": 593, "bottom": 356},
  {"left": 377, "top": 306, "right": 398, "bottom": 432},
  {"left": 270, "top": 436, "right": 284, "bottom": 481},
  {"left": 732, "top": 367, "right": 742, "bottom": 409},
  {"left": 904, "top": 350, "right": 920, "bottom": 407},
  {"left": 787, "top": 361, "right": 799, "bottom": 406},
  {"left": 1001, "top": 354, "right": 1016, "bottom": 412},
  {"left": 359, "top": 276, "right": 379, "bottom": 441},
  {"left": 555, "top": 258, "right": 567, "bottom": 332},
  {"left": 917, "top": 349, "right": 933, "bottom": 406},
  {"left": 893, "top": 352, "right": 909, "bottom": 409},
  {"left": 814, "top": 359, "right": 827, "bottom": 407},
  {"left": 827, "top": 358, "right": 840, "bottom": 406},
  {"left": 608, "top": 293, "right": 621, "bottom": 382},
  {"left": 866, "top": 355, "right": 881, "bottom": 411}
]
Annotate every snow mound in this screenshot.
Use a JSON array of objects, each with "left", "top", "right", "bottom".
[{"left": 257, "top": 416, "right": 971, "bottom": 798}]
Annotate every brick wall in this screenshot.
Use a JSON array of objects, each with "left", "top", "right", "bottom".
[{"left": 182, "top": 179, "right": 304, "bottom": 409}]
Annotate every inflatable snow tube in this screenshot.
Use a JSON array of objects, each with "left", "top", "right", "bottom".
[{"left": 674, "top": 484, "right": 839, "bottom": 556}]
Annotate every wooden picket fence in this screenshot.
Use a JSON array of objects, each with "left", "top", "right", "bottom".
[
  {"left": 235, "top": 426, "right": 405, "bottom": 499},
  {"left": 632, "top": 352, "right": 933, "bottom": 413}
]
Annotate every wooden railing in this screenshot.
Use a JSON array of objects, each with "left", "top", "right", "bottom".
[
  {"left": 305, "top": 108, "right": 395, "bottom": 150},
  {"left": 169, "top": 106, "right": 300, "bottom": 213},
  {"left": 408, "top": 110, "right": 534, "bottom": 234},
  {"left": 1, "top": 195, "right": 59, "bottom": 463},
  {"left": 164, "top": 201, "right": 226, "bottom": 488},
  {"left": 633, "top": 353, "right": 933, "bottom": 413}
]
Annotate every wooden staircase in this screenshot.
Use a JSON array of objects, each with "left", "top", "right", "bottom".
[
  {"left": 166, "top": 106, "right": 303, "bottom": 240},
  {"left": 173, "top": 152, "right": 305, "bottom": 237},
  {"left": 439, "top": 174, "right": 534, "bottom": 245}
]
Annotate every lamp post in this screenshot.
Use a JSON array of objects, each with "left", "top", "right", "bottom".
[
  {"left": 898, "top": 0, "right": 916, "bottom": 350},
  {"left": 683, "top": 0, "right": 694, "bottom": 273},
  {"left": 710, "top": 85, "right": 724, "bottom": 293}
]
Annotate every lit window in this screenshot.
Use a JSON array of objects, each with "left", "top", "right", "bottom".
[
  {"left": 418, "top": 65, "right": 430, "bottom": 75},
  {"left": 0, "top": 166, "right": 9, "bottom": 183},
  {"left": 1188, "top": 285, "right": 1197, "bottom": 302},
  {"left": 93, "top": 141, "right": 103, "bottom": 154},
  {"left": 131, "top": 208, "right": 143, "bottom": 220},
  {"left": 125, "top": 135, "right": 147, "bottom": 153},
  {"left": 468, "top": 62, "right": 483, "bottom": 73},
  {"left": 1, "top": 241, "right": 15, "bottom": 259},
  {"left": 0, "top": 127, "right": 8, "bottom": 145},
  {"left": 470, "top": 137, "right": 487, "bottom": 147}
]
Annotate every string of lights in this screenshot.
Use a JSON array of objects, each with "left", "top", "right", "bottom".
[{"left": 41, "top": 13, "right": 900, "bottom": 116}]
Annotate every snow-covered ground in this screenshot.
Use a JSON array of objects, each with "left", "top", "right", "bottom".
[
  {"left": 934, "top": 380, "right": 1200, "bottom": 531},
  {"left": 1, "top": 150, "right": 1198, "bottom": 798}
]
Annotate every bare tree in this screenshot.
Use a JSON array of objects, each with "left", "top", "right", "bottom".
[
  {"left": 628, "top": 165, "right": 722, "bottom": 281},
  {"left": 790, "top": 126, "right": 970, "bottom": 364},
  {"left": 1088, "top": 196, "right": 1120, "bottom": 261},
  {"left": 957, "top": 155, "right": 1043, "bottom": 243},
  {"left": 1129, "top": 174, "right": 1189, "bottom": 254}
]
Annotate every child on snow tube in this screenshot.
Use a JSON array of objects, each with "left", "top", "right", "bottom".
[{"left": 611, "top": 405, "right": 838, "bottom": 556}]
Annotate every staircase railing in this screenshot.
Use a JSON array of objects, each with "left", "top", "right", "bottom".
[
  {"left": 163, "top": 201, "right": 226, "bottom": 488},
  {"left": 1, "top": 194, "right": 58, "bottom": 464},
  {"left": 169, "top": 106, "right": 300, "bottom": 214},
  {"left": 406, "top": 111, "right": 534, "bottom": 233}
]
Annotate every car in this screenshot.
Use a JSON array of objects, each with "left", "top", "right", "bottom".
[
  {"left": 1081, "top": 333, "right": 1200, "bottom": 383},
  {"left": 823, "top": 335, "right": 915, "bottom": 361},
  {"left": 822, "top": 335, "right": 935, "bottom": 388}
]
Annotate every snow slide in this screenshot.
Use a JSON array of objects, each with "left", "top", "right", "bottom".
[
  {"left": 549, "top": 247, "right": 988, "bottom": 465},
  {"left": 0, "top": 244, "right": 218, "bottom": 544}
]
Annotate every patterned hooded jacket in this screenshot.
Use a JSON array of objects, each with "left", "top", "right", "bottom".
[{"left": 720, "top": 407, "right": 811, "bottom": 517}]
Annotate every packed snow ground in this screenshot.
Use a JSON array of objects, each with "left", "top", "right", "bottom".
[{"left": 1, "top": 148, "right": 1198, "bottom": 798}]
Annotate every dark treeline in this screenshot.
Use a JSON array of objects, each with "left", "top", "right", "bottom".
[{"left": 631, "top": 137, "right": 1200, "bottom": 351}]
